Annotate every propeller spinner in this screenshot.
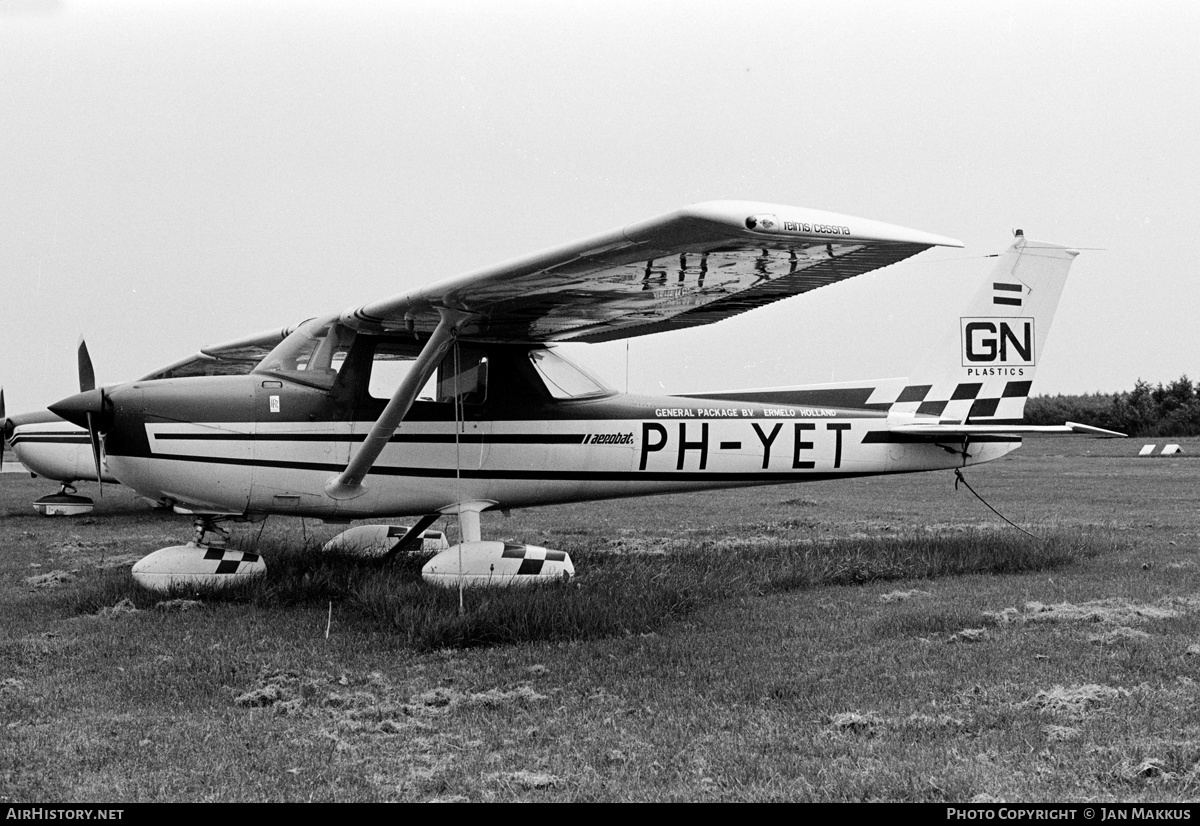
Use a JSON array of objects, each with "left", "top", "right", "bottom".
[{"left": 48, "top": 387, "right": 111, "bottom": 492}]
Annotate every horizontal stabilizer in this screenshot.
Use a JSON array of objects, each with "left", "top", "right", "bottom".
[{"left": 889, "top": 421, "right": 1126, "bottom": 438}]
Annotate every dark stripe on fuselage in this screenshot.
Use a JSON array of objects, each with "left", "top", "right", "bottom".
[
  {"left": 150, "top": 432, "right": 589, "bottom": 445},
  {"left": 10, "top": 434, "right": 90, "bottom": 446},
  {"left": 126, "top": 450, "right": 902, "bottom": 484},
  {"left": 141, "top": 423, "right": 1021, "bottom": 453}
]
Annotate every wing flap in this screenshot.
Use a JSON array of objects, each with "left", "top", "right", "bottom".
[{"left": 576, "top": 241, "right": 930, "bottom": 342}]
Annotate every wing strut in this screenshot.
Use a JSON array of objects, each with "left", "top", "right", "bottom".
[{"left": 324, "top": 308, "right": 472, "bottom": 500}]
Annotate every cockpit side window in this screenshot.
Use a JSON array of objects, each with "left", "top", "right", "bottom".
[
  {"left": 366, "top": 339, "right": 438, "bottom": 401},
  {"left": 366, "top": 339, "right": 488, "bottom": 405}
]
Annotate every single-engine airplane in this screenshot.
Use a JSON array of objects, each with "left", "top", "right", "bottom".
[
  {"left": 48, "top": 201, "right": 1121, "bottom": 588},
  {"left": 2, "top": 327, "right": 296, "bottom": 514}
]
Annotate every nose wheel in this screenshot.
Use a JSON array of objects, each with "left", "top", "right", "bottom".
[{"left": 32, "top": 483, "right": 95, "bottom": 516}]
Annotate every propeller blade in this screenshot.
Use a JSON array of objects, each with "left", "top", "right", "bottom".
[
  {"left": 78, "top": 337, "right": 95, "bottom": 393},
  {"left": 0, "top": 387, "right": 6, "bottom": 468},
  {"left": 85, "top": 405, "right": 104, "bottom": 496},
  {"left": 49, "top": 386, "right": 110, "bottom": 494}
]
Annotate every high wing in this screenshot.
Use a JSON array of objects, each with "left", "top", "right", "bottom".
[{"left": 343, "top": 201, "right": 963, "bottom": 343}]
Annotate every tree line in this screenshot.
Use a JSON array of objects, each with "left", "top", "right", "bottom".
[{"left": 1023, "top": 375, "right": 1200, "bottom": 437}]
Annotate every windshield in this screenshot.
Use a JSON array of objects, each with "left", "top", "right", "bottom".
[
  {"left": 253, "top": 314, "right": 354, "bottom": 390},
  {"left": 529, "top": 348, "right": 612, "bottom": 400}
]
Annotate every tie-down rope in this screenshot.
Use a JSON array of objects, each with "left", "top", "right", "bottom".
[{"left": 953, "top": 468, "right": 1044, "bottom": 542}]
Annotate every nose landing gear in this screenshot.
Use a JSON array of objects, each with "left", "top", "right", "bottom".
[{"left": 33, "top": 483, "right": 95, "bottom": 517}]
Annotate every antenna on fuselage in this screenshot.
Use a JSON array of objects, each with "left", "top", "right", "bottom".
[{"left": 625, "top": 339, "right": 630, "bottom": 394}]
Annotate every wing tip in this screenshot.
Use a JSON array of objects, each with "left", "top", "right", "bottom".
[{"left": 672, "top": 200, "right": 963, "bottom": 249}]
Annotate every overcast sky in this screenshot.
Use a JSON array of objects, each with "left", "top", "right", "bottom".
[{"left": 2, "top": 0, "right": 1197, "bottom": 411}]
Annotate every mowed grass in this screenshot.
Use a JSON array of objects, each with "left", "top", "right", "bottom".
[
  {"left": 3, "top": 436, "right": 1200, "bottom": 801},
  {"left": 64, "top": 527, "right": 1095, "bottom": 651}
]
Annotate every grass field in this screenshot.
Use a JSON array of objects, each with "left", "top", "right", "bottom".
[{"left": 3, "top": 436, "right": 1200, "bottom": 802}]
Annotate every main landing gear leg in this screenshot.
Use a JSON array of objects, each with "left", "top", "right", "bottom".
[
  {"left": 190, "top": 515, "right": 232, "bottom": 549},
  {"left": 131, "top": 515, "right": 264, "bottom": 592},
  {"left": 419, "top": 500, "right": 575, "bottom": 588}
]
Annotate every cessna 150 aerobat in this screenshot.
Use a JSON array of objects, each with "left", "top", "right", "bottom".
[
  {"left": 1, "top": 327, "right": 296, "bottom": 514},
  {"left": 48, "top": 201, "right": 1119, "bottom": 588}
]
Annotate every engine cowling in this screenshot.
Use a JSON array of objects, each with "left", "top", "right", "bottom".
[{"left": 421, "top": 541, "right": 573, "bottom": 587}]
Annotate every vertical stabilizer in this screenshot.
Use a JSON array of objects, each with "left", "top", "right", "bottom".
[{"left": 883, "top": 235, "right": 1078, "bottom": 424}]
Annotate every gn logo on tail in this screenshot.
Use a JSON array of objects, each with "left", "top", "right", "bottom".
[{"left": 961, "top": 318, "right": 1035, "bottom": 366}]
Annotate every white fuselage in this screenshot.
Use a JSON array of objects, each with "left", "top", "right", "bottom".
[
  {"left": 10, "top": 419, "right": 118, "bottom": 484},
  {"left": 105, "top": 402, "right": 1018, "bottom": 518}
]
